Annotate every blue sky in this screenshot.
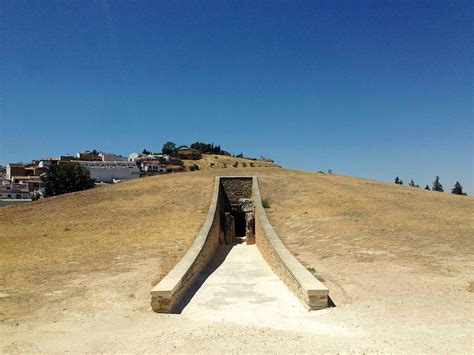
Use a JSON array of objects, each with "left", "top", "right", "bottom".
[{"left": 1, "top": 1, "right": 472, "bottom": 193}]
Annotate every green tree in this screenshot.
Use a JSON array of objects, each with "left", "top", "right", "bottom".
[
  {"left": 451, "top": 181, "right": 466, "bottom": 195},
  {"left": 161, "top": 141, "right": 176, "bottom": 155},
  {"left": 190, "top": 142, "right": 216, "bottom": 153},
  {"left": 41, "top": 163, "right": 95, "bottom": 197},
  {"left": 142, "top": 148, "right": 151, "bottom": 155},
  {"left": 409, "top": 180, "right": 416, "bottom": 187},
  {"left": 432, "top": 176, "right": 444, "bottom": 192},
  {"left": 394, "top": 176, "right": 401, "bottom": 184},
  {"left": 425, "top": 185, "right": 430, "bottom": 190},
  {"left": 91, "top": 149, "right": 99, "bottom": 155}
]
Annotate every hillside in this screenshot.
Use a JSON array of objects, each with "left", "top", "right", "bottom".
[
  {"left": 1, "top": 167, "right": 473, "bottom": 352},
  {"left": 181, "top": 153, "right": 279, "bottom": 170}
]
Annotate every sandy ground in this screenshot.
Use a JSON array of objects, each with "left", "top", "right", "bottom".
[
  {"left": 1, "top": 254, "right": 470, "bottom": 353},
  {"left": 1, "top": 168, "right": 473, "bottom": 353}
]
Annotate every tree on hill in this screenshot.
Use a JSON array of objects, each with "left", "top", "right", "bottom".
[
  {"left": 432, "top": 176, "right": 444, "bottom": 192},
  {"left": 451, "top": 181, "right": 467, "bottom": 196},
  {"left": 41, "top": 163, "right": 95, "bottom": 197},
  {"left": 409, "top": 180, "right": 416, "bottom": 187},
  {"left": 425, "top": 185, "right": 430, "bottom": 190},
  {"left": 142, "top": 148, "right": 151, "bottom": 155},
  {"left": 161, "top": 141, "right": 176, "bottom": 155},
  {"left": 394, "top": 176, "right": 403, "bottom": 185},
  {"left": 190, "top": 142, "right": 223, "bottom": 154}
]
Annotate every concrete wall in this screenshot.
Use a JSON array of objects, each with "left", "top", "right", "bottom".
[
  {"left": 252, "top": 177, "right": 329, "bottom": 310},
  {"left": 151, "top": 177, "right": 224, "bottom": 312}
]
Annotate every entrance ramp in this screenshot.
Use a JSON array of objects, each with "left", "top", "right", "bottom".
[{"left": 151, "top": 177, "right": 328, "bottom": 313}]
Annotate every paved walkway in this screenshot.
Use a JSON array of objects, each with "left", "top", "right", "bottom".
[{"left": 181, "top": 244, "right": 335, "bottom": 332}]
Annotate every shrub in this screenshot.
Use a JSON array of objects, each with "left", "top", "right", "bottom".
[
  {"left": 250, "top": 162, "right": 254, "bottom": 167},
  {"left": 451, "top": 181, "right": 467, "bottom": 195},
  {"left": 261, "top": 199, "right": 271, "bottom": 208},
  {"left": 41, "top": 163, "right": 95, "bottom": 197},
  {"left": 31, "top": 192, "right": 41, "bottom": 201},
  {"left": 232, "top": 162, "right": 238, "bottom": 168},
  {"left": 242, "top": 162, "right": 247, "bottom": 167}
]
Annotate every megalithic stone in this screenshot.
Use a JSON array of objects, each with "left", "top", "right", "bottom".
[{"left": 224, "top": 212, "right": 235, "bottom": 245}]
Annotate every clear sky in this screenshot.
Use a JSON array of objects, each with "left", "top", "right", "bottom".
[{"left": 1, "top": 1, "right": 472, "bottom": 193}]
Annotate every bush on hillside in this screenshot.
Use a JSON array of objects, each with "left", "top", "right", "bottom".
[
  {"left": 451, "top": 181, "right": 467, "bottom": 196},
  {"left": 189, "top": 164, "right": 200, "bottom": 171},
  {"left": 41, "top": 163, "right": 95, "bottom": 197}
]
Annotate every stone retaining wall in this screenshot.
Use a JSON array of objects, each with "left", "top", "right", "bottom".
[
  {"left": 253, "top": 177, "right": 329, "bottom": 310},
  {"left": 220, "top": 177, "right": 252, "bottom": 206},
  {"left": 151, "top": 177, "right": 224, "bottom": 312},
  {"left": 151, "top": 176, "right": 328, "bottom": 313}
]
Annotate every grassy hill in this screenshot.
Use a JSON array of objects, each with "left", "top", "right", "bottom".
[
  {"left": 1, "top": 167, "right": 473, "bottom": 351},
  {"left": 181, "top": 153, "right": 279, "bottom": 170}
]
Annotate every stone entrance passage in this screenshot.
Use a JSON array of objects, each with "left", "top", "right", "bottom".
[
  {"left": 151, "top": 176, "right": 328, "bottom": 313},
  {"left": 220, "top": 177, "right": 255, "bottom": 245}
]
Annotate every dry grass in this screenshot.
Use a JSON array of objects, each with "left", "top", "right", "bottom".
[
  {"left": 0, "top": 173, "right": 215, "bottom": 320},
  {"left": 257, "top": 169, "right": 474, "bottom": 313},
  {"left": 258, "top": 169, "right": 473, "bottom": 268},
  {"left": 182, "top": 154, "right": 279, "bottom": 170},
  {"left": 1, "top": 166, "right": 473, "bottom": 324}
]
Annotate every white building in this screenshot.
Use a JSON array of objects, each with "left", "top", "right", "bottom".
[
  {"left": 128, "top": 152, "right": 141, "bottom": 162},
  {"left": 38, "top": 160, "right": 52, "bottom": 168},
  {"left": 99, "top": 152, "right": 128, "bottom": 162},
  {"left": 78, "top": 161, "right": 140, "bottom": 183},
  {"left": 0, "top": 181, "right": 31, "bottom": 199},
  {"left": 140, "top": 161, "right": 167, "bottom": 173}
]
